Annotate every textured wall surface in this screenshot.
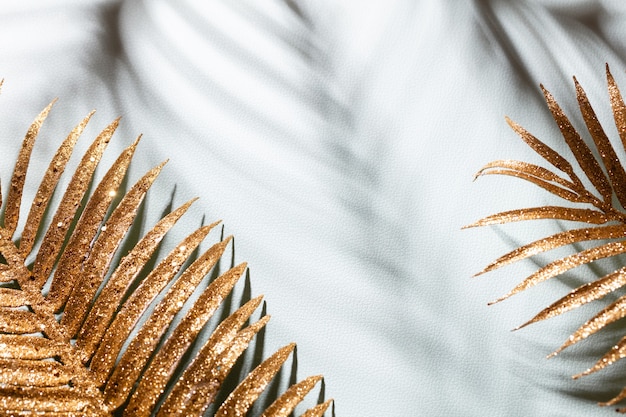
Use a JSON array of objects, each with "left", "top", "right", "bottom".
[{"left": 1, "top": 1, "right": 626, "bottom": 415}]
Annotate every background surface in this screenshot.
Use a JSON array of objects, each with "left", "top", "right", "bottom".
[{"left": 2, "top": 1, "right": 626, "bottom": 415}]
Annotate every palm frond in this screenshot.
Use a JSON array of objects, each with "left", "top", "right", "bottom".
[
  {"left": 0, "top": 96, "right": 332, "bottom": 416},
  {"left": 467, "top": 64, "right": 626, "bottom": 412}
]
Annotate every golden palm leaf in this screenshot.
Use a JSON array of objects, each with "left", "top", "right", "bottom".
[
  {"left": 0, "top": 89, "right": 332, "bottom": 416},
  {"left": 465, "top": 65, "right": 626, "bottom": 412}
]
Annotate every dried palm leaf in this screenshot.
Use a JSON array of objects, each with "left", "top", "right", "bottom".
[
  {"left": 465, "top": 65, "right": 626, "bottom": 412},
  {"left": 0, "top": 93, "right": 332, "bottom": 416}
]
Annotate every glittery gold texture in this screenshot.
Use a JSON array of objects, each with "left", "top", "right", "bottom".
[
  {"left": 466, "top": 64, "right": 626, "bottom": 411},
  {"left": 0, "top": 89, "right": 331, "bottom": 415}
]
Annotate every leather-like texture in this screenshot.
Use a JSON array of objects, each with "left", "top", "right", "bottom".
[{"left": 1, "top": 1, "right": 626, "bottom": 415}]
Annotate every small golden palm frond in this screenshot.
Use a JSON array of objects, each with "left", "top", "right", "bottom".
[
  {"left": 0, "top": 95, "right": 332, "bottom": 416},
  {"left": 465, "top": 65, "right": 626, "bottom": 411}
]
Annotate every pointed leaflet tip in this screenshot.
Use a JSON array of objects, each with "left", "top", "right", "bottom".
[
  {"left": 546, "top": 350, "right": 558, "bottom": 359},
  {"left": 504, "top": 115, "right": 516, "bottom": 129},
  {"left": 4, "top": 99, "right": 59, "bottom": 237},
  {"left": 487, "top": 293, "right": 509, "bottom": 306},
  {"left": 549, "top": 340, "right": 573, "bottom": 358},
  {"left": 573, "top": 76, "right": 584, "bottom": 95},
  {"left": 486, "top": 296, "right": 503, "bottom": 306},
  {"left": 131, "top": 133, "right": 142, "bottom": 147},
  {"left": 606, "top": 62, "right": 626, "bottom": 153},
  {"left": 512, "top": 319, "right": 533, "bottom": 332},
  {"left": 472, "top": 270, "right": 485, "bottom": 278}
]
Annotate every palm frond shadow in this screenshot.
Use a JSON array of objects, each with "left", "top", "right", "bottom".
[
  {"left": 466, "top": 64, "right": 626, "bottom": 411},
  {"left": 0, "top": 97, "right": 332, "bottom": 416}
]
